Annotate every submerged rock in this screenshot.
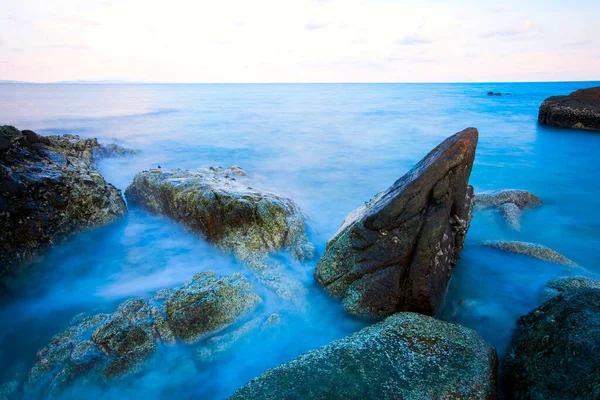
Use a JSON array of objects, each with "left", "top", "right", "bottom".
[
  {"left": 482, "top": 240, "right": 577, "bottom": 267},
  {"left": 229, "top": 312, "right": 497, "bottom": 400},
  {"left": 475, "top": 189, "right": 541, "bottom": 231},
  {"left": 0, "top": 126, "right": 134, "bottom": 276},
  {"left": 541, "top": 275, "right": 600, "bottom": 302},
  {"left": 502, "top": 288, "right": 600, "bottom": 399},
  {"left": 26, "top": 272, "right": 261, "bottom": 394},
  {"left": 314, "top": 128, "right": 478, "bottom": 318},
  {"left": 538, "top": 86, "right": 600, "bottom": 131},
  {"left": 125, "top": 166, "right": 315, "bottom": 301}
]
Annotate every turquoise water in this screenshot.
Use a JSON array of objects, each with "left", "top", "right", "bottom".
[{"left": 1, "top": 82, "right": 599, "bottom": 398}]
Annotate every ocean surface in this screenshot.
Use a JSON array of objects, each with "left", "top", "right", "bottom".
[{"left": 0, "top": 82, "right": 599, "bottom": 399}]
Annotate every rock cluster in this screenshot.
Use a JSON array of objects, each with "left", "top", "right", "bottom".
[
  {"left": 538, "top": 86, "right": 600, "bottom": 130},
  {"left": 26, "top": 271, "right": 261, "bottom": 395},
  {"left": 483, "top": 240, "right": 577, "bottom": 267},
  {"left": 314, "top": 128, "right": 478, "bottom": 318},
  {"left": 0, "top": 126, "right": 134, "bottom": 275},
  {"left": 230, "top": 312, "right": 498, "bottom": 400},
  {"left": 475, "top": 189, "right": 541, "bottom": 231}
]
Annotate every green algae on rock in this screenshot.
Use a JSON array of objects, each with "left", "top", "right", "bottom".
[
  {"left": 229, "top": 312, "right": 498, "bottom": 400},
  {"left": 0, "top": 126, "right": 136, "bottom": 276},
  {"left": 482, "top": 240, "right": 577, "bottom": 267},
  {"left": 314, "top": 128, "right": 478, "bottom": 318}
]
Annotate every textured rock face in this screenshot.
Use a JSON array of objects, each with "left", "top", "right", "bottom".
[
  {"left": 538, "top": 86, "right": 600, "bottom": 131},
  {"left": 502, "top": 289, "right": 600, "bottom": 399},
  {"left": 125, "top": 166, "right": 315, "bottom": 301},
  {"left": 26, "top": 272, "right": 261, "bottom": 395},
  {"left": 483, "top": 240, "right": 577, "bottom": 267},
  {"left": 230, "top": 312, "right": 497, "bottom": 400},
  {"left": 314, "top": 128, "right": 478, "bottom": 318},
  {"left": 475, "top": 189, "right": 541, "bottom": 231},
  {"left": 541, "top": 275, "right": 600, "bottom": 302},
  {"left": 0, "top": 126, "right": 132, "bottom": 274}
]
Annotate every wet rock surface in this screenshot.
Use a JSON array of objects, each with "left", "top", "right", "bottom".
[
  {"left": 125, "top": 166, "right": 315, "bottom": 301},
  {"left": 229, "top": 312, "right": 498, "bottom": 400},
  {"left": 0, "top": 126, "right": 135, "bottom": 275},
  {"left": 475, "top": 189, "right": 541, "bottom": 231},
  {"left": 538, "top": 86, "right": 600, "bottom": 131},
  {"left": 25, "top": 272, "right": 261, "bottom": 395},
  {"left": 314, "top": 128, "right": 478, "bottom": 318},
  {"left": 541, "top": 275, "right": 600, "bottom": 302},
  {"left": 502, "top": 288, "right": 600, "bottom": 399},
  {"left": 483, "top": 240, "right": 577, "bottom": 267}
]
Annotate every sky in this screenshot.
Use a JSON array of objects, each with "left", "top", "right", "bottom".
[{"left": 0, "top": 0, "right": 599, "bottom": 83}]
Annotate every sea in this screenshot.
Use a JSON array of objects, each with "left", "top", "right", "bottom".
[{"left": 1, "top": 82, "right": 599, "bottom": 399}]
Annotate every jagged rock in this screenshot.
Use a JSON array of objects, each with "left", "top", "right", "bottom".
[
  {"left": 483, "top": 240, "right": 577, "bottom": 267},
  {"left": 25, "top": 271, "right": 261, "bottom": 394},
  {"left": 165, "top": 272, "right": 262, "bottom": 342},
  {"left": 125, "top": 166, "right": 315, "bottom": 301},
  {"left": 541, "top": 275, "right": 600, "bottom": 302},
  {"left": 538, "top": 86, "right": 600, "bottom": 130},
  {"left": 475, "top": 189, "right": 541, "bottom": 231},
  {"left": 0, "top": 126, "right": 135, "bottom": 275},
  {"left": 314, "top": 128, "right": 478, "bottom": 318},
  {"left": 502, "top": 289, "right": 600, "bottom": 399},
  {"left": 229, "top": 312, "right": 497, "bottom": 400}
]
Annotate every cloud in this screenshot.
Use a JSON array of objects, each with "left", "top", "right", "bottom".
[
  {"left": 304, "top": 23, "right": 326, "bottom": 31},
  {"left": 478, "top": 19, "right": 533, "bottom": 39},
  {"left": 387, "top": 56, "right": 443, "bottom": 64},
  {"left": 51, "top": 44, "right": 89, "bottom": 50},
  {"left": 396, "top": 33, "right": 433, "bottom": 46}
]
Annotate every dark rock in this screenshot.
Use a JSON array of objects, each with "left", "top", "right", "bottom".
[
  {"left": 538, "top": 86, "right": 600, "bottom": 130},
  {"left": 501, "top": 289, "right": 600, "bottom": 399},
  {"left": 541, "top": 275, "right": 600, "bottom": 302},
  {"left": 314, "top": 128, "right": 477, "bottom": 318},
  {"left": 482, "top": 240, "right": 577, "bottom": 267},
  {"left": 475, "top": 189, "right": 541, "bottom": 231},
  {"left": 0, "top": 126, "right": 136, "bottom": 276},
  {"left": 125, "top": 166, "right": 315, "bottom": 301},
  {"left": 495, "top": 92, "right": 502, "bottom": 96},
  {"left": 229, "top": 312, "right": 497, "bottom": 400},
  {"left": 487, "top": 91, "right": 494, "bottom": 96}
]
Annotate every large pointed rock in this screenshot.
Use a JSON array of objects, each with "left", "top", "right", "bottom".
[{"left": 314, "top": 128, "right": 478, "bottom": 318}]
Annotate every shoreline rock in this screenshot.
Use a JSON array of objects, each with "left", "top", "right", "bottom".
[
  {"left": 229, "top": 312, "right": 498, "bottom": 400},
  {"left": 538, "top": 86, "right": 600, "bottom": 131},
  {"left": 314, "top": 128, "right": 478, "bottom": 318},
  {"left": 482, "top": 240, "right": 577, "bottom": 267},
  {"left": 0, "top": 126, "right": 135, "bottom": 276}
]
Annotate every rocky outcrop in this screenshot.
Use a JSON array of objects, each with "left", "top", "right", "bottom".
[
  {"left": 125, "top": 166, "right": 315, "bottom": 301},
  {"left": 314, "top": 128, "right": 478, "bottom": 318},
  {"left": 541, "top": 275, "right": 600, "bottom": 302},
  {"left": 483, "top": 240, "right": 577, "bottom": 267},
  {"left": 0, "top": 126, "right": 134, "bottom": 275},
  {"left": 475, "top": 189, "right": 541, "bottom": 231},
  {"left": 229, "top": 312, "right": 497, "bottom": 400},
  {"left": 538, "top": 86, "right": 600, "bottom": 130},
  {"left": 502, "top": 288, "right": 600, "bottom": 399},
  {"left": 26, "top": 272, "right": 261, "bottom": 395}
]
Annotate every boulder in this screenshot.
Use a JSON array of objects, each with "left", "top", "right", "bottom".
[
  {"left": 538, "top": 86, "right": 600, "bottom": 130},
  {"left": 0, "top": 126, "right": 134, "bottom": 275},
  {"left": 229, "top": 312, "right": 498, "bottom": 400},
  {"left": 125, "top": 166, "right": 315, "bottom": 301},
  {"left": 541, "top": 275, "right": 600, "bottom": 302},
  {"left": 314, "top": 128, "right": 478, "bottom": 318},
  {"left": 474, "top": 189, "right": 541, "bottom": 231},
  {"left": 482, "top": 240, "right": 577, "bottom": 267},
  {"left": 502, "top": 288, "right": 600, "bottom": 399},
  {"left": 26, "top": 272, "right": 261, "bottom": 394}
]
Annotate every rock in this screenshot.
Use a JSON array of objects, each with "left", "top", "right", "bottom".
[
  {"left": 314, "top": 128, "right": 478, "bottom": 318},
  {"left": 475, "top": 189, "right": 541, "bottom": 231},
  {"left": 0, "top": 381, "right": 18, "bottom": 400},
  {"left": 482, "top": 240, "right": 577, "bottom": 267},
  {"left": 495, "top": 92, "right": 502, "bottom": 96},
  {"left": 0, "top": 126, "right": 134, "bottom": 276},
  {"left": 229, "top": 312, "right": 498, "bottom": 400},
  {"left": 501, "top": 289, "right": 600, "bottom": 399},
  {"left": 165, "top": 272, "right": 262, "bottom": 342},
  {"left": 541, "top": 275, "right": 600, "bottom": 302},
  {"left": 125, "top": 166, "right": 315, "bottom": 300},
  {"left": 538, "top": 86, "right": 600, "bottom": 130},
  {"left": 487, "top": 91, "right": 494, "bottom": 95},
  {"left": 26, "top": 271, "right": 261, "bottom": 394}
]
